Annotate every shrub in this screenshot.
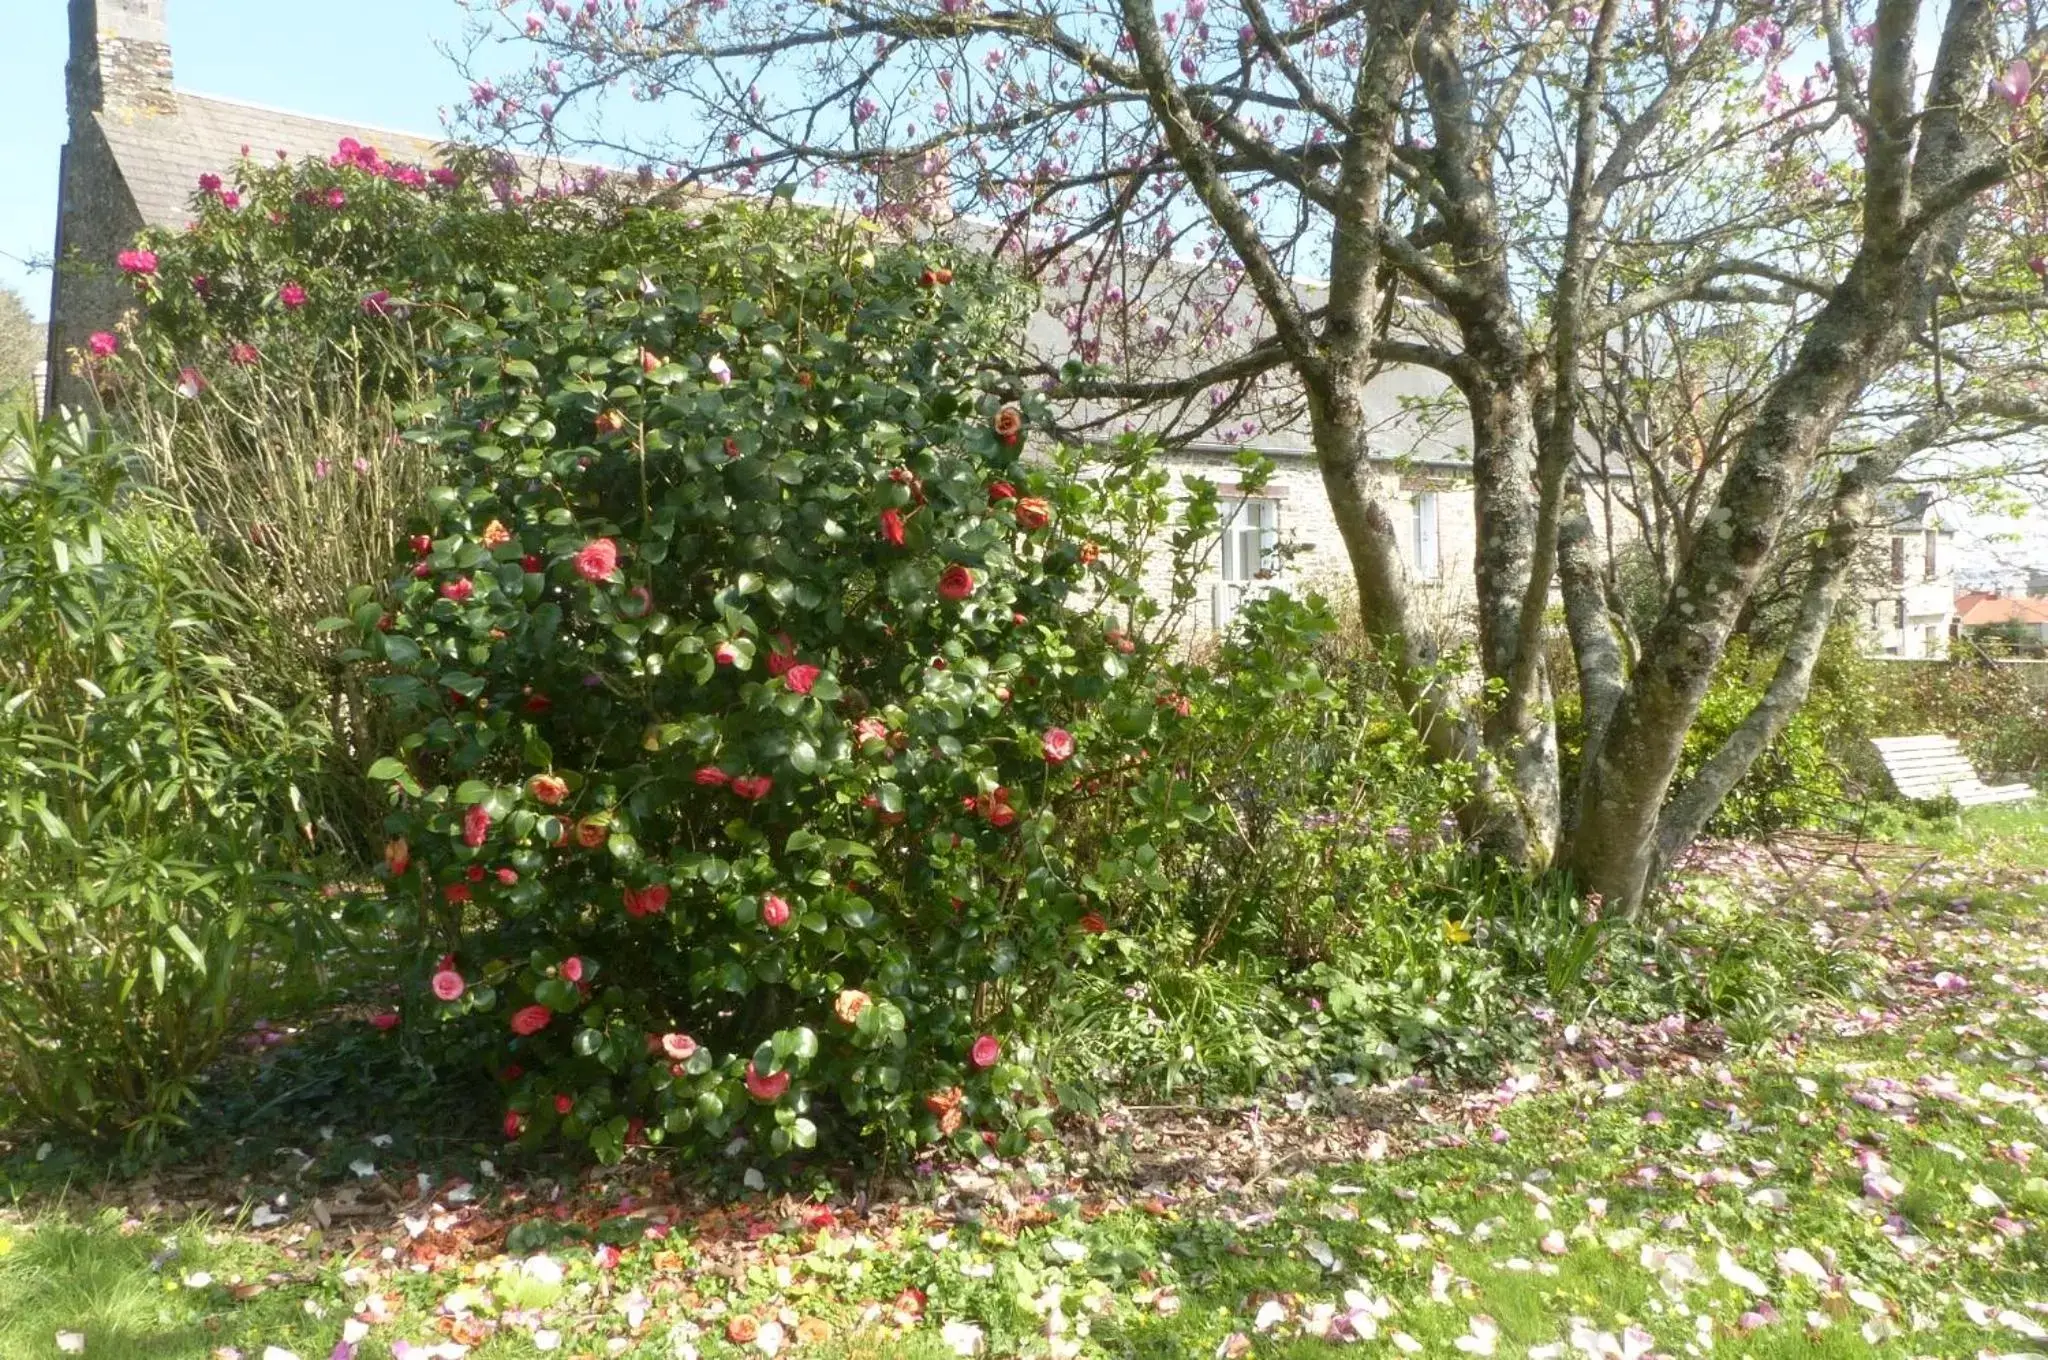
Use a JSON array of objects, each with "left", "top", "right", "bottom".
[
  {"left": 0, "top": 417, "right": 333, "bottom": 1146},
  {"left": 340, "top": 205, "right": 1180, "bottom": 1164}
]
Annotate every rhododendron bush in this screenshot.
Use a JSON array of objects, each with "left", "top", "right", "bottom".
[{"left": 340, "top": 207, "right": 1183, "bottom": 1162}]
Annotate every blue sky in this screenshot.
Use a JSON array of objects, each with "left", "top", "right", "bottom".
[{"left": 0, "top": 0, "right": 472, "bottom": 320}]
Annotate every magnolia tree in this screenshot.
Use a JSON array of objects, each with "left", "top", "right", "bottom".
[{"left": 458, "top": 0, "right": 2048, "bottom": 908}]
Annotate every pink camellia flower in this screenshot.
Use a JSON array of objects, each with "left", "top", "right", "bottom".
[
  {"left": 639, "top": 347, "right": 663, "bottom": 373},
  {"left": 278, "top": 281, "right": 308, "bottom": 309},
  {"left": 879, "top": 507, "right": 906, "bottom": 546},
  {"left": 853, "top": 716, "right": 889, "bottom": 746},
  {"left": 495, "top": 867, "right": 518, "bottom": 885},
  {"left": 661, "top": 1032, "right": 698, "bottom": 1061},
  {"left": 969, "top": 1034, "right": 1001, "bottom": 1070},
  {"left": 503, "top": 1110, "right": 526, "bottom": 1139},
  {"left": 175, "top": 367, "right": 206, "bottom": 399},
  {"left": 987, "top": 481, "right": 1017, "bottom": 503},
  {"left": 1041, "top": 727, "right": 1076, "bottom": 763},
  {"left": 88, "top": 331, "right": 119, "bottom": 359},
  {"left": 462, "top": 803, "right": 492, "bottom": 848},
  {"left": 575, "top": 537, "right": 619, "bottom": 582},
  {"left": 714, "top": 639, "right": 741, "bottom": 666},
  {"left": 623, "top": 883, "right": 670, "bottom": 918},
  {"left": 694, "top": 765, "right": 731, "bottom": 787},
  {"left": 744, "top": 1061, "right": 790, "bottom": 1101},
  {"left": 117, "top": 248, "right": 158, "bottom": 276},
  {"left": 761, "top": 893, "right": 792, "bottom": 929},
  {"left": 937, "top": 564, "right": 976, "bottom": 600},
  {"left": 731, "top": 774, "right": 773, "bottom": 801},
  {"left": 1014, "top": 497, "right": 1051, "bottom": 530},
  {"left": 560, "top": 956, "right": 585, "bottom": 983},
  {"left": 431, "top": 968, "right": 466, "bottom": 1001},
  {"left": 510, "top": 1004, "right": 552, "bottom": 1036},
  {"left": 784, "top": 663, "right": 821, "bottom": 695},
  {"left": 706, "top": 353, "right": 733, "bottom": 385},
  {"left": 440, "top": 577, "right": 474, "bottom": 602},
  {"left": 369, "top": 1011, "right": 400, "bottom": 1031},
  {"left": 529, "top": 773, "right": 569, "bottom": 805}
]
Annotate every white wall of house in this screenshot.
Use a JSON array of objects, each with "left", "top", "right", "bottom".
[{"left": 1862, "top": 512, "right": 1956, "bottom": 659}]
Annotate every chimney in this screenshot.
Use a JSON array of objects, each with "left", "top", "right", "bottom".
[{"left": 68, "top": 0, "right": 175, "bottom": 123}]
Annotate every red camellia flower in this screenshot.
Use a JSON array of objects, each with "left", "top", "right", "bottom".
[
  {"left": 444, "top": 883, "right": 471, "bottom": 904},
  {"left": 503, "top": 1110, "right": 525, "bottom": 1139},
  {"left": 369, "top": 1011, "right": 400, "bottom": 1031},
  {"left": 937, "top": 564, "right": 976, "bottom": 600},
  {"left": 410, "top": 533, "right": 434, "bottom": 555},
  {"left": 1078, "top": 912, "right": 1108, "bottom": 935},
  {"left": 879, "top": 507, "right": 906, "bottom": 546},
  {"left": 992, "top": 405, "right": 1024, "bottom": 442},
  {"left": 784, "top": 664, "right": 820, "bottom": 695},
  {"left": 1042, "top": 728, "right": 1076, "bottom": 763},
  {"left": 593, "top": 408, "right": 626, "bottom": 435},
  {"left": 731, "top": 774, "right": 773, "bottom": 801},
  {"left": 987, "top": 481, "right": 1017, "bottom": 503},
  {"left": 1014, "top": 497, "right": 1051, "bottom": 530},
  {"left": 278, "top": 280, "right": 308, "bottom": 309},
  {"left": 574, "top": 816, "right": 609, "bottom": 849},
  {"left": 441, "top": 577, "right": 474, "bottom": 603},
  {"left": 554, "top": 1094, "right": 574, "bottom": 1115},
  {"left": 431, "top": 968, "right": 466, "bottom": 1001},
  {"left": 575, "top": 537, "right": 619, "bottom": 582},
  {"left": 561, "top": 956, "right": 585, "bottom": 983},
  {"left": 694, "top": 766, "right": 731, "bottom": 787},
  {"left": 760, "top": 893, "right": 792, "bottom": 929},
  {"left": 661, "top": 1032, "right": 698, "bottom": 1061},
  {"left": 495, "top": 867, "right": 518, "bottom": 885},
  {"left": 623, "top": 883, "right": 670, "bottom": 918},
  {"left": 462, "top": 803, "right": 492, "bottom": 848},
  {"left": 117, "top": 248, "right": 158, "bottom": 276},
  {"left": 528, "top": 774, "right": 569, "bottom": 805},
  {"left": 465, "top": 865, "right": 486, "bottom": 883},
  {"left": 510, "top": 1004, "right": 552, "bottom": 1036},
  {"left": 714, "top": 639, "right": 740, "bottom": 666},
  {"left": 639, "top": 347, "right": 663, "bottom": 373},
  {"left": 744, "top": 1062, "right": 790, "bottom": 1101},
  {"left": 384, "top": 837, "right": 410, "bottom": 876},
  {"left": 970, "top": 1034, "right": 1002, "bottom": 1069}
]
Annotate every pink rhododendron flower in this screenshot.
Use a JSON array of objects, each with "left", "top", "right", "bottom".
[
  {"left": 198, "top": 172, "right": 222, "bottom": 193},
  {"left": 761, "top": 893, "right": 792, "bottom": 929},
  {"left": 784, "top": 663, "right": 821, "bottom": 695},
  {"left": 278, "top": 281, "right": 308, "bottom": 309},
  {"left": 969, "top": 1034, "right": 1001, "bottom": 1069},
  {"left": 462, "top": 803, "right": 492, "bottom": 848},
  {"left": 431, "top": 969, "right": 466, "bottom": 1001},
  {"left": 510, "top": 1004, "right": 552, "bottom": 1036},
  {"left": 937, "top": 564, "right": 976, "bottom": 600},
  {"left": 117, "top": 249, "right": 158, "bottom": 276},
  {"left": 1041, "top": 727, "right": 1076, "bottom": 763},
  {"left": 574, "top": 537, "right": 619, "bottom": 581},
  {"left": 744, "top": 1062, "right": 790, "bottom": 1101},
  {"left": 87, "top": 331, "right": 118, "bottom": 359}
]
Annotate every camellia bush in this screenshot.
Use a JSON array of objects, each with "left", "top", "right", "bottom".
[{"left": 339, "top": 204, "right": 1183, "bottom": 1163}]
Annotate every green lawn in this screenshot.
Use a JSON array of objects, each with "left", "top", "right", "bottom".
[{"left": 4, "top": 807, "right": 2046, "bottom": 1359}]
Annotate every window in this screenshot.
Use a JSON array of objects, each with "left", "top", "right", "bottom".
[
  {"left": 1923, "top": 624, "right": 1938, "bottom": 656},
  {"left": 1890, "top": 536, "right": 1906, "bottom": 584},
  {"left": 1412, "top": 492, "right": 1441, "bottom": 581},
  {"left": 1869, "top": 600, "right": 1880, "bottom": 630},
  {"left": 1213, "top": 497, "right": 1279, "bottom": 628},
  {"left": 1895, "top": 597, "right": 1906, "bottom": 630},
  {"left": 1923, "top": 528, "right": 1937, "bottom": 580}
]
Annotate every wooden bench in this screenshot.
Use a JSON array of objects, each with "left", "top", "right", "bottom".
[{"left": 1872, "top": 735, "right": 2036, "bottom": 807}]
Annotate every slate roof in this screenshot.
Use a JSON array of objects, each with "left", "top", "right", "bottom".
[{"left": 98, "top": 91, "right": 452, "bottom": 230}]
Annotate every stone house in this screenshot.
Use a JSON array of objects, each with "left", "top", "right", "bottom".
[{"left": 1860, "top": 494, "right": 1957, "bottom": 659}]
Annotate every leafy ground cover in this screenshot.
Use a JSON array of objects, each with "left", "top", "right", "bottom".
[{"left": 3, "top": 808, "right": 2044, "bottom": 1360}]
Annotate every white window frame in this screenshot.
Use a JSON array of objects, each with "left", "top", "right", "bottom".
[
  {"left": 1412, "top": 491, "right": 1441, "bottom": 581},
  {"left": 1212, "top": 496, "right": 1280, "bottom": 629}
]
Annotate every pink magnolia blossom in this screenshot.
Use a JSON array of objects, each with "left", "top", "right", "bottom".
[{"left": 1994, "top": 59, "right": 2034, "bottom": 109}]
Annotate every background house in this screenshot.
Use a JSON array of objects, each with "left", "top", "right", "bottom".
[
  {"left": 1955, "top": 591, "right": 2048, "bottom": 656},
  {"left": 1860, "top": 494, "right": 1956, "bottom": 658}
]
